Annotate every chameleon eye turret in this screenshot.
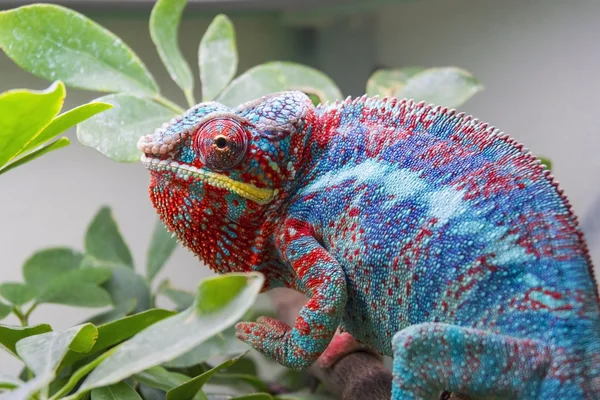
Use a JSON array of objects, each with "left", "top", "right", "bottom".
[{"left": 193, "top": 118, "right": 248, "bottom": 171}]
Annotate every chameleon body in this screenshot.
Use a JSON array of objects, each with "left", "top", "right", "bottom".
[{"left": 138, "top": 91, "right": 600, "bottom": 399}]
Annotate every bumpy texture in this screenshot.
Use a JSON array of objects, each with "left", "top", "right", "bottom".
[{"left": 138, "top": 91, "right": 600, "bottom": 399}]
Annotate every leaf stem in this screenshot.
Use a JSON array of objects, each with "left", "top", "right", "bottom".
[
  {"left": 153, "top": 95, "right": 185, "bottom": 114},
  {"left": 13, "top": 306, "right": 28, "bottom": 326},
  {"left": 184, "top": 89, "right": 197, "bottom": 108},
  {"left": 24, "top": 302, "right": 39, "bottom": 321}
]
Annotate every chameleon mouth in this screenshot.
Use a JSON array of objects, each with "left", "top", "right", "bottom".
[{"left": 140, "top": 154, "right": 277, "bottom": 205}]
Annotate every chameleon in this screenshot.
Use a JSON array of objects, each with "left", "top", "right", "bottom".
[{"left": 137, "top": 91, "right": 600, "bottom": 399}]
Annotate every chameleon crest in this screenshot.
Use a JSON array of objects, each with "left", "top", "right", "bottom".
[{"left": 139, "top": 91, "right": 600, "bottom": 399}]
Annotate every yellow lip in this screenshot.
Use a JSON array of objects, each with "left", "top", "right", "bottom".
[{"left": 141, "top": 155, "right": 277, "bottom": 204}]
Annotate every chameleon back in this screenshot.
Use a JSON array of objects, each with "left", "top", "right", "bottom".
[{"left": 289, "top": 96, "right": 600, "bottom": 393}]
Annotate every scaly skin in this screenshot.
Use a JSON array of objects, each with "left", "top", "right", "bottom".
[{"left": 138, "top": 91, "right": 600, "bottom": 399}]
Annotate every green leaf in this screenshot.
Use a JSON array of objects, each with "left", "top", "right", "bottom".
[
  {"left": 77, "top": 94, "right": 177, "bottom": 163},
  {"left": 0, "top": 302, "right": 11, "bottom": 321},
  {"left": 74, "top": 273, "right": 264, "bottom": 394},
  {"left": 17, "top": 324, "right": 98, "bottom": 372},
  {"left": 150, "top": 0, "right": 194, "bottom": 104},
  {"left": 85, "top": 207, "right": 134, "bottom": 267},
  {"left": 0, "top": 283, "right": 37, "bottom": 305},
  {"left": 217, "top": 62, "right": 342, "bottom": 107},
  {"left": 138, "top": 384, "right": 167, "bottom": 400},
  {"left": 539, "top": 157, "right": 552, "bottom": 171},
  {"left": 23, "top": 247, "right": 83, "bottom": 289},
  {"left": 163, "top": 326, "right": 248, "bottom": 369},
  {"left": 50, "top": 346, "right": 117, "bottom": 400},
  {"left": 210, "top": 373, "right": 269, "bottom": 393},
  {"left": 366, "top": 67, "right": 424, "bottom": 98},
  {"left": 157, "top": 281, "right": 194, "bottom": 311},
  {"left": 0, "top": 373, "right": 22, "bottom": 390},
  {"left": 232, "top": 395, "right": 272, "bottom": 400},
  {"left": 147, "top": 220, "right": 178, "bottom": 282},
  {"left": 91, "top": 382, "right": 142, "bottom": 400},
  {"left": 134, "top": 366, "right": 189, "bottom": 392},
  {"left": 25, "top": 102, "right": 113, "bottom": 153},
  {"left": 276, "top": 393, "right": 334, "bottom": 400},
  {"left": 222, "top": 357, "right": 257, "bottom": 376},
  {"left": 199, "top": 14, "right": 237, "bottom": 102},
  {"left": 102, "top": 265, "right": 152, "bottom": 313},
  {"left": 166, "top": 356, "right": 244, "bottom": 400},
  {"left": 397, "top": 67, "right": 483, "bottom": 109},
  {"left": 36, "top": 267, "right": 113, "bottom": 307},
  {"left": 0, "top": 137, "right": 70, "bottom": 176},
  {"left": 85, "top": 298, "right": 137, "bottom": 325},
  {"left": 0, "top": 4, "right": 158, "bottom": 96},
  {"left": 196, "top": 274, "right": 248, "bottom": 314},
  {"left": 62, "top": 308, "right": 176, "bottom": 367},
  {"left": 0, "top": 81, "right": 65, "bottom": 168},
  {"left": 11, "top": 324, "right": 97, "bottom": 399},
  {"left": 0, "top": 323, "right": 52, "bottom": 356}
]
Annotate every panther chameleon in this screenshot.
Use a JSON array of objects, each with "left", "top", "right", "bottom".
[{"left": 137, "top": 91, "right": 600, "bottom": 399}]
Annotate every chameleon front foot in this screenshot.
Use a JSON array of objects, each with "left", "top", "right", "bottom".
[{"left": 235, "top": 316, "right": 316, "bottom": 370}]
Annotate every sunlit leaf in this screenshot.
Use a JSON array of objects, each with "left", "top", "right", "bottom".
[
  {"left": 0, "top": 4, "right": 158, "bottom": 95},
  {"left": 199, "top": 14, "right": 237, "bottom": 102},
  {"left": 366, "top": 67, "right": 423, "bottom": 98},
  {"left": 217, "top": 62, "right": 342, "bottom": 107},
  {"left": 0, "top": 137, "right": 70, "bottom": 176},
  {"left": 74, "top": 273, "right": 264, "bottom": 394},
  {"left": 85, "top": 207, "right": 134, "bottom": 267},
  {"left": 398, "top": 67, "right": 482, "bottom": 109},
  {"left": 150, "top": 0, "right": 194, "bottom": 104},
  {"left": 24, "top": 102, "right": 112, "bottom": 153},
  {"left": 77, "top": 94, "right": 176, "bottom": 163},
  {"left": 147, "top": 220, "right": 178, "bottom": 282},
  {"left": 0, "top": 81, "right": 65, "bottom": 168}
]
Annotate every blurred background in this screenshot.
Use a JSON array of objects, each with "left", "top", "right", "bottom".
[{"left": 1, "top": 0, "right": 599, "bottom": 375}]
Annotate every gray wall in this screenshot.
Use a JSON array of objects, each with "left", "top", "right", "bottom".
[{"left": 2, "top": 0, "right": 600, "bottom": 376}]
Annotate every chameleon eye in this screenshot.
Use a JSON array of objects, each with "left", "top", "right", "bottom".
[{"left": 193, "top": 118, "right": 248, "bottom": 170}]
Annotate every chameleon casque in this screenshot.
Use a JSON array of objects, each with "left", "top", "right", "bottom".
[{"left": 137, "top": 91, "right": 600, "bottom": 399}]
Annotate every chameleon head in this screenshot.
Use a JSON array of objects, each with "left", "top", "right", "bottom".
[{"left": 137, "top": 91, "right": 314, "bottom": 272}]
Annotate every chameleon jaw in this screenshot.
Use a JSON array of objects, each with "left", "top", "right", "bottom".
[{"left": 140, "top": 154, "right": 277, "bottom": 205}]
